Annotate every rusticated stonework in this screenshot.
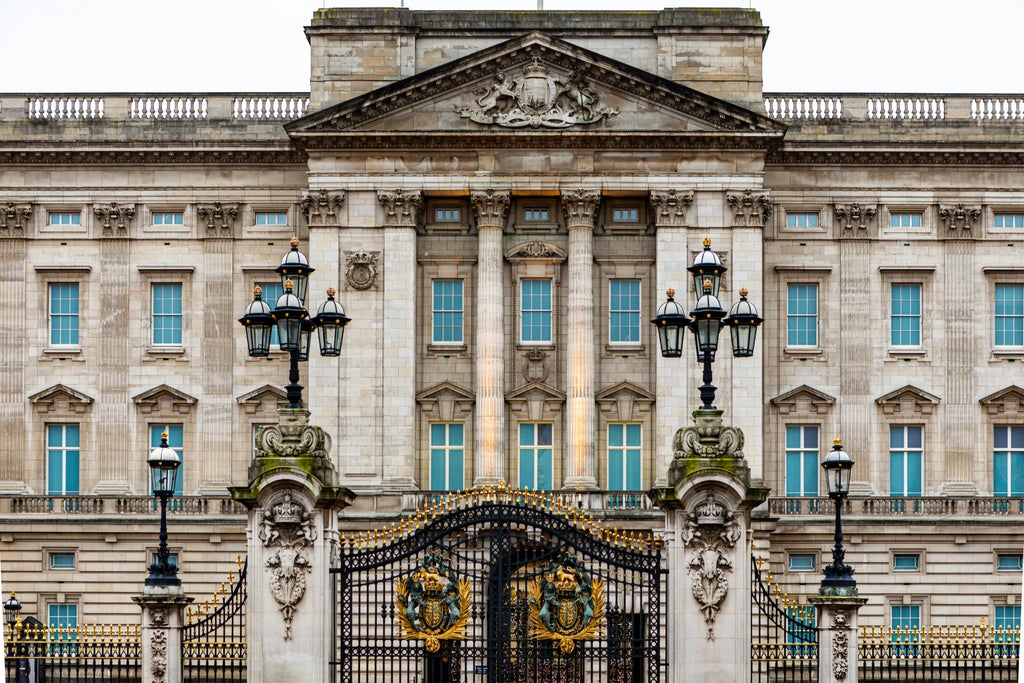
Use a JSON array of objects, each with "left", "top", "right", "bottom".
[
  {"left": 649, "top": 190, "right": 694, "bottom": 227},
  {"left": 726, "top": 190, "right": 771, "bottom": 227},
  {"left": 301, "top": 189, "right": 345, "bottom": 226}
]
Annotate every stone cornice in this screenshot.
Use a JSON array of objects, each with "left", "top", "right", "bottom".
[
  {"left": 767, "top": 146, "right": 1024, "bottom": 166},
  {"left": 0, "top": 148, "right": 306, "bottom": 165}
]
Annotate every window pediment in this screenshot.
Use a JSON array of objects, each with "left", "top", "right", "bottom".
[
  {"left": 132, "top": 384, "right": 197, "bottom": 415},
  {"left": 416, "top": 382, "right": 476, "bottom": 422},
  {"left": 596, "top": 381, "right": 655, "bottom": 422},
  {"left": 506, "top": 381, "right": 565, "bottom": 422},
  {"left": 980, "top": 385, "right": 1024, "bottom": 417},
  {"left": 770, "top": 385, "right": 836, "bottom": 416},
  {"left": 876, "top": 385, "right": 941, "bottom": 416},
  {"left": 236, "top": 384, "right": 288, "bottom": 415},
  {"left": 29, "top": 384, "right": 94, "bottom": 415}
]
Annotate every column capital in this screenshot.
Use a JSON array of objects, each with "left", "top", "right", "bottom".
[
  {"left": 471, "top": 190, "right": 510, "bottom": 228},
  {"left": 726, "top": 189, "right": 772, "bottom": 227},
  {"left": 301, "top": 189, "right": 346, "bottom": 227},
  {"left": 560, "top": 189, "right": 601, "bottom": 229},
  {"left": 649, "top": 189, "right": 694, "bottom": 227},
  {"left": 377, "top": 189, "right": 423, "bottom": 228}
]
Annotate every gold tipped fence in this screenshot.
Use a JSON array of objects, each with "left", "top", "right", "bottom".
[{"left": 3, "top": 621, "right": 140, "bottom": 680}]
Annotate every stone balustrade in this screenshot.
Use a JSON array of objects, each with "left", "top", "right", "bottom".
[
  {"left": 768, "top": 495, "right": 1024, "bottom": 517},
  {"left": 0, "top": 495, "right": 247, "bottom": 515},
  {"left": 401, "top": 489, "right": 657, "bottom": 513},
  {"left": 0, "top": 93, "right": 310, "bottom": 121},
  {"left": 765, "top": 92, "right": 1024, "bottom": 121}
]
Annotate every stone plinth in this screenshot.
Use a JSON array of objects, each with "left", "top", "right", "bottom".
[
  {"left": 808, "top": 594, "right": 868, "bottom": 683},
  {"left": 133, "top": 586, "right": 192, "bottom": 683}
]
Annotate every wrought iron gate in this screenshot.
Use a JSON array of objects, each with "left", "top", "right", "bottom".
[
  {"left": 750, "top": 555, "right": 818, "bottom": 682},
  {"left": 332, "top": 486, "right": 665, "bottom": 682},
  {"left": 182, "top": 557, "right": 247, "bottom": 681}
]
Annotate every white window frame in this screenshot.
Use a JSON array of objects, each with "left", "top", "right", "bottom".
[
  {"left": 431, "top": 279, "right": 465, "bottom": 346},
  {"left": 608, "top": 279, "right": 642, "bottom": 346},
  {"left": 519, "top": 278, "right": 554, "bottom": 345}
]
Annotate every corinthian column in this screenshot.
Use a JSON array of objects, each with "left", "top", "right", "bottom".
[
  {"left": 471, "top": 190, "right": 510, "bottom": 486},
  {"left": 561, "top": 190, "right": 601, "bottom": 490}
]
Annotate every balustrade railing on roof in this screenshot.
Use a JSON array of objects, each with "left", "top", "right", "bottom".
[
  {"left": 3, "top": 93, "right": 310, "bottom": 121},
  {"left": 769, "top": 496, "right": 1024, "bottom": 517},
  {"left": 0, "top": 495, "right": 247, "bottom": 515},
  {"left": 764, "top": 93, "right": 1024, "bottom": 122}
]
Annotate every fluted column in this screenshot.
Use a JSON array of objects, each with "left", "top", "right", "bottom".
[
  {"left": 561, "top": 190, "right": 601, "bottom": 490},
  {"left": 471, "top": 190, "right": 510, "bottom": 486}
]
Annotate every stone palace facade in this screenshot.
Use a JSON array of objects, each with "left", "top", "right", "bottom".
[{"left": 0, "top": 7, "right": 1021, "bottom": 636}]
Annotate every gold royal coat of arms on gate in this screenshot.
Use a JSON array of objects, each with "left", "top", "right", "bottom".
[
  {"left": 528, "top": 556, "right": 606, "bottom": 654},
  {"left": 395, "top": 554, "right": 472, "bottom": 652}
]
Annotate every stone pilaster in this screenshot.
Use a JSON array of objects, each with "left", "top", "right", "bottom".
[
  {"left": 471, "top": 190, "right": 510, "bottom": 486},
  {"left": 133, "top": 589, "right": 192, "bottom": 683},
  {"left": 230, "top": 408, "right": 354, "bottom": 683},
  {"left": 650, "top": 189, "right": 694, "bottom": 487},
  {"left": 808, "top": 596, "right": 868, "bottom": 683},
  {"left": 198, "top": 236, "right": 235, "bottom": 492},
  {"left": 942, "top": 236, "right": 978, "bottom": 494},
  {"left": 838, "top": 239, "right": 872, "bottom": 492},
  {"left": 0, "top": 230, "right": 27, "bottom": 491},
  {"left": 561, "top": 189, "right": 601, "bottom": 490}
]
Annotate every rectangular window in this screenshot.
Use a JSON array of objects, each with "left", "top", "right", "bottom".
[
  {"left": 429, "top": 423, "right": 464, "bottom": 491},
  {"left": 997, "top": 553, "right": 1023, "bottom": 571},
  {"left": 995, "top": 284, "right": 1024, "bottom": 348},
  {"left": 431, "top": 279, "right": 464, "bottom": 344},
  {"left": 786, "top": 284, "right": 818, "bottom": 347},
  {"left": 49, "top": 552, "right": 76, "bottom": 570},
  {"left": 49, "top": 212, "right": 81, "bottom": 226},
  {"left": 994, "top": 213, "right": 1024, "bottom": 229},
  {"left": 520, "top": 279, "right": 552, "bottom": 344},
  {"left": 786, "top": 212, "right": 819, "bottom": 228},
  {"left": 149, "top": 550, "right": 179, "bottom": 570},
  {"left": 609, "top": 279, "right": 641, "bottom": 344},
  {"left": 49, "top": 283, "right": 80, "bottom": 346},
  {"left": 519, "top": 423, "right": 553, "bottom": 491},
  {"left": 785, "top": 426, "right": 819, "bottom": 497},
  {"left": 890, "top": 213, "right": 922, "bottom": 228},
  {"left": 152, "top": 212, "right": 184, "bottom": 226},
  {"left": 150, "top": 425, "right": 183, "bottom": 496},
  {"left": 889, "top": 426, "right": 923, "bottom": 497},
  {"left": 433, "top": 207, "right": 461, "bottom": 223},
  {"left": 46, "top": 424, "right": 80, "bottom": 496},
  {"left": 48, "top": 604, "right": 78, "bottom": 630},
  {"left": 152, "top": 283, "right": 183, "bottom": 346},
  {"left": 890, "top": 605, "right": 921, "bottom": 650},
  {"left": 524, "top": 207, "right": 550, "bottom": 222},
  {"left": 893, "top": 554, "right": 921, "bottom": 572},
  {"left": 257, "top": 281, "right": 283, "bottom": 348},
  {"left": 607, "top": 423, "right": 642, "bottom": 490},
  {"left": 890, "top": 284, "right": 922, "bottom": 347},
  {"left": 612, "top": 207, "right": 639, "bottom": 223},
  {"left": 788, "top": 554, "right": 816, "bottom": 572},
  {"left": 995, "top": 605, "right": 1021, "bottom": 631},
  {"left": 255, "top": 212, "right": 287, "bottom": 226},
  {"left": 994, "top": 425, "right": 1024, "bottom": 497}
]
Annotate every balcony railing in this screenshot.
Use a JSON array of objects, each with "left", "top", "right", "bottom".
[
  {"left": 401, "top": 489, "right": 656, "bottom": 513},
  {"left": 0, "top": 495, "right": 247, "bottom": 516},
  {"left": 769, "top": 496, "right": 1024, "bottom": 517},
  {"left": 764, "top": 92, "right": 1024, "bottom": 122},
  {"left": 1, "top": 93, "right": 311, "bottom": 122}
]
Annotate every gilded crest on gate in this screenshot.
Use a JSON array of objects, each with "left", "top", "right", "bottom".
[
  {"left": 395, "top": 555, "right": 472, "bottom": 652},
  {"left": 527, "top": 556, "right": 605, "bottom": 654}
]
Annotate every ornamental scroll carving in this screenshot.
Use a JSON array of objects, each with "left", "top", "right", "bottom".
[
  {"left": 726, "top": 190, "right": 772, "bottom": 227},
  {"left": 833, "top": 203, "right": 877, "bottom": 233},
  {"left": 344, "top": 250, "right": 380, "bottom": 291},
  {"left": 560, "top": 190, "right": 601, "bottom": 227},
  {"left": 682, "top": 492, "right": 741, "bottom": 640},
  {"left": 673, "top": 411, "right": 745, "bottom": 459},
  {"left": 254, "top": 420, "right": 332, "bottom": 460},
  {"left": 939, "top": 203, "right": 981, "bottom": 232},
  {"left": 649, "top": 190, "right": 694, "bottom": 227},
  {"left": 458, "top": 62, "right": 618, "bottom": 129},
  {"left": 259, "top": 492, "right": 317, "bottom": 640},
  {"left": 94, "top": 202, "right": 135, "bottom": 236},
  {"left": 831, "top": 610, "right": 852, "bottom": 680},
  {"left": 378, "top": 190, "right": 423, "bottom": 228},
  {"left": 301, "top": 189, "right": 345, "bottom": 227},
  {"left": 2, "top": 202, "right": 31, "bottom": 234},
  {"left": 150, "top": 629, "right": 168, "bottom": 682},
  {"left": 196, "top": 202, "right": 238, "bottom": 236}
]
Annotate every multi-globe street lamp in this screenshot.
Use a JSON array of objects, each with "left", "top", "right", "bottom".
[
  {"left": 145, "top": 430, "right": 182, "bottom": 587},
  {"left": 820, "top": 438, "right": 856, "bottom": 591},
  {"left": 650, "top": 237, "right": 764, "bottom": 404},
  {"left": 238, "top": 237, "right": 351, "bottom": 409}
]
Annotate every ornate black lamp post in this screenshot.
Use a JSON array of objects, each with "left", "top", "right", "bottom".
[
  {"left": 651, "top": 237, "right": 764, "bottom": 406},
  {"left": 820, "top": 438, "right": 856, "bottom": 591},
  {"left": 238, "top": 237, "right": 351, "bottom": 409},
  {"left": 145, "top": 431, "right": 181, "bottom": 587},
  {"left": 4, "top": 592, "right": 25, "bottom": 681},
  {"left": 3, "top": 592, "right": 20, "bottom": 629}
]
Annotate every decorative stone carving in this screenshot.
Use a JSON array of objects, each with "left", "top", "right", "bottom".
[
  {"left": 254, "top": 418, "right": 332, "bottom": 460},
  {"left": 470, "top": 190, "right": 511, "bottom": 227},
  {"left": 378, "top": 190, "right": 423, "bottom": 228},
  {"left": 939, "top": 203, "right": 981, "bottom": 232},
  {"left": 682, "top": 492, "right": 742, "bottom": 640},
  {"left": 726, "top": 190, "right": 771, "bottom": 227},
  {"left": 301, "top": 189, "right": 345, "bottom": 226},
  {"left": 833, "top": 203, "right": 877, "bottom": 232},
  {"left": 649, "top": 190, "right": 694, "bottom": 227},
  {"left": 831, "top": 610, "right": 851, "bottom": 680},
  {"left": 2, "top": 202, "right": 31, "bottom": 234},
  {"left": 560, "top": 190, "right": 601, "bottom": 227},
  {"left": 458, "top": 62, "right": 617, "bottom": 129},
  {"left": 673, "top": 409, "right": 745, "bottom": 459},
  {"left": 344, "top": 250, "right": 380, "bottom": 291},
  {"left": 507, "top": 240, "right": 563, "bottom": 260},
  {"left": 150, "top": 629, "right": 168, "bottom": 682},
  {"left": 524, "top": 348, "right": 550, "bottom": 383},
  {"left": 196, "top": 202, "right": 238, "bottom": 235},
  {"left": 94, "top": 202, "right": 135, "bottom": 236},
  {"left": 259, "top": 492, "right": 317, "bottom": 640}
]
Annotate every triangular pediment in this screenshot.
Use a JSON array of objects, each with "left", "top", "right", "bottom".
[
  {"left": 416, "top": 381, "right": 476, "bottom": 403},
  {"left": 132, "top": 384, "right": 198, "bottom": 415},
  {"left": 287, "top": 31, "right": 783, "bottom": 149},
  {"left": 506, "top": 381, "right": 566, "bottom": 403},
  {"left": 417, "top": 382, "right": 476, "bottom": 422},
  {"left": 236, "top": 384, "right": 288, "bottom": 415},
  {"left": 770, "top": 385, "right": 836, "bottom": 415},
  {"left": 980, "top": 385, "right": 1024, "bottom": 416},
  {"left": 596, "top": 381, "right": 655, "bottom": 422},
  {"left": 876, "top": 385, "right": 941, "bottom": 416},
  {"left": 29, "top": 384, "right": 94, "bottom": 415}
]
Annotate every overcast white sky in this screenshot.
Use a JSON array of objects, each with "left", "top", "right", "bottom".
[{"left": 1, "top": 0, "right": 1021, "bottom": 94}]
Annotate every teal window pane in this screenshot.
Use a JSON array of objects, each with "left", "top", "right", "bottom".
[
  {"left": 788, "top": 554, "right": 815, "bottom": 571},
  {"left": 48, "top": 604, "right": 78, "bottom": 630},
  {"left": 520, "top": 280, "right": 552, "bottom": 343},
  {"left": 625, "top": 449, "right": 642, "bottom": 489},
  {"left": 258, "top": 282, "right": 283, "bottom": 347},
  {"left": 994, "top": 426, "right": 1024, "bottom": 496},
  {"left": 524, "top": 207, "right": 549, "bottom": 222},
  {"left": 995, "top": 214, "right": 1024, "bottom": 229},
  {"left": 786, "top": 212, "right": 819, "bottom": 228},
  {"left": 787, "top": 284, "right": 818, "bottom": 346},
  {"left": 519, "top": 423, "right": 553, "bottom": 490},
  {"left": 891, "top": 284, "right": 921, "bottom": 346},
  {"left": 608, "top": 449, "right": 624, "bottom": 490},
  {"left": 608, "top": 423, "right": 623, "bottom": 448},
  {"left": 536, "top": 449, "right": 552, "bottom": 490},
  {"left": 893, "top": 554, "right": 920, "bottom": 571},
  {"left": 256, "top": 212, "right": 287, "bottom": 226},
  {"left": 607, "top": 423, "right": 642, "bottom": 491},
  {"left": 519, "top": 449, "right": 535, "bottom": 489},
  {"left": 996, "top": 605, "right": 1021, "bottom": 631},
  {"left": 609, "top": 280, "right": 641, "bottom": 344},
  {"left": 49, "top": 553, "right": 76, "bottom": 570},
  {"left": 995, "top": 285, "right": 1024, "bottom": 347},
  {"left": 997, "top": 554, "right": 1023, "bottom": 571},
  {"left": 430, "top": 449, "right": 447, "bottom": 490},
  {"left": 428, "top": 422, "right": 464, "bottom": 491},
  {"left": 890, "top": 426, "right": 923, "bottom": 496},
  {"left": 890, "top": 213, "right": 922, "bottom": 228},
  {"left": 612, "top": 207, "right": 639, "bottom": 222},
  {"left": 785, "top": 425, "right": 818, "bottom": 496},
  {"left": 46, "top": 424, "right": 80, "bottom": 496},
  {"left": 891, "top": 605, "right": 920, "bottom": 630},
  {"left": 49, "top": 283, "right": 80, "bottom": 346},
  {"left": 151, "top": 425, "right": 184, "bottom": 495},
  {"left": 152, "top": 283, "right": 183, "bottom": 345},
  {"left": 432, "top": 280, "right": 464, "bottom": 344}
]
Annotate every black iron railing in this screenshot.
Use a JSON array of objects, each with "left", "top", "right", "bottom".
[
  {"left": 182, "top": 558, "right": 247, "bottom": 682},
  {"left": 751, "top": 555, "right": 819, "bottom": 682}
]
